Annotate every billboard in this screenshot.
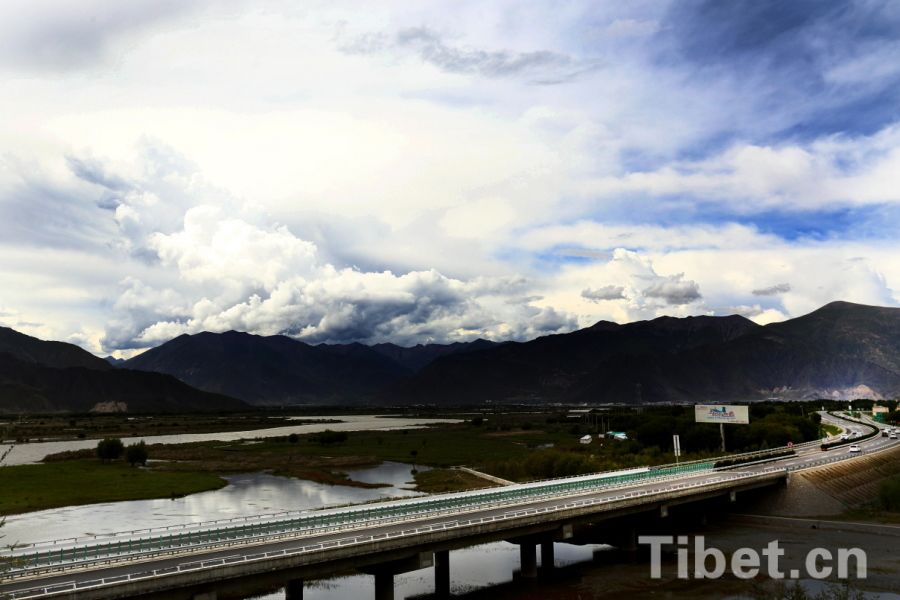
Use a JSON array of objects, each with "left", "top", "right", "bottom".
[{"left": 694, "top": 404, "right": 749, "bottom": 425}]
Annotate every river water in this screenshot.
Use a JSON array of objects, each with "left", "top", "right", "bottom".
[
  {"left": 2, "top": 462, "right": 427, "bottom": 545},
  {"left": 0, "top": 415, "right": 459, "bottom": 465}
]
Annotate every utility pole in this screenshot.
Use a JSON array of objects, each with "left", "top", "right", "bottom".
[{"left": 720, "top": 422, "right": 726, "bottom": 452}]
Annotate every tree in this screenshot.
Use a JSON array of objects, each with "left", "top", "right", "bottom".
[
  {"left": 125, "top": 442, "right": 148, "bottom": 467},
  {"left": 96, "top": 438, "right": 124, "bottom": 462}
]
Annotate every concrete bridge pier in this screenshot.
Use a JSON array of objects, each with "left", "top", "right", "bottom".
[
  {"left": 360, "top": 551, "right": 434, "bottom": 600},
  {"left": 285, "top": 578, "right": 304, "bottom": 600},
  {"left": 193, "top": 593, "right": 216, "bottom": 600},
  {"left": 374, "top": 572, "right": 394, "bottom": 600},
  {"left": 619, "top": 527, "right": 639, "bottom": 555},
  {"left": 434, "top": 549, "right": 450, "bottom": 597},
  {"left": 518, "top": 541, "right": 538, "bottom": 578},
  {"left": 540, "top": 541, "right": 555, "bottom": 575}
]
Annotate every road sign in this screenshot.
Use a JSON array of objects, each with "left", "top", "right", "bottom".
[{"left": 673, "top": 434, "right": 681, "bottom": 457}]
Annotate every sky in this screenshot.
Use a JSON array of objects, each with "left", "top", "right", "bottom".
[{"left": 1, "top": 0, "right": 899, "bottom": 357}]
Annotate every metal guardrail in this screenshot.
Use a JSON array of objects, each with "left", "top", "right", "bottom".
[
  {"left": 7, "top": 459, "right": 709, "bottom": 554},
  {"left": 4, "top": 463, "right": 719, "bottom": 578},
  {"left": 3, "top": 467, "right": 787, "bottom": 600},
  {"left": 10, "top": 435, "right": 828, "bottom": 555}
]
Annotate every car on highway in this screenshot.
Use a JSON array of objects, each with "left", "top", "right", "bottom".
[
  {"left": 848, "top": 445, "right": 862, "bottom": 453},
  {"left": 891, "top": 432, "right": 898, "bottom": 440},
  {"left": 840, "top": 433, "right": 850, "bottom": 440}
]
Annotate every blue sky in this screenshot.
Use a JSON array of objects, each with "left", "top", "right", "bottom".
[{"left": 0, "top": 0, "right": 898, "bottom": 355}]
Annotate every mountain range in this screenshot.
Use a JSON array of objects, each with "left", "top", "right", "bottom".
[
  {"left": 120, "top": 332, "right": 495, "bottom": 405},
  {"left": 1, "top": 301, "right": 898, "bottom": 412},
  {"left": 390, "top": 301, "right": 900, "bottom": 404},
  {"left": 0, "top": 327, "right": 245, "bottom": 413}
]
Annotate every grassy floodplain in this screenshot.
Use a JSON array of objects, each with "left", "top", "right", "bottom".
[
  {"left": 0, "top": 460, "right": 226, "bottom": 515},
  {"left": 1, "top": 402, "right": 842, "bottom": 515}
]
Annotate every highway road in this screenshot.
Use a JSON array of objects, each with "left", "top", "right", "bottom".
[{"left": 2, "top": 411, "right": 896, "bottom": 599}]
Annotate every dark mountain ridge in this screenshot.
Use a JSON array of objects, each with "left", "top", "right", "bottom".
[
  {"left": 7, "top": 300, "right": 897, "bottom": 410},
  {"left": 123, "top": 331, "right": 410, "bottom": 405},
  {"left": 393, "top": 301, "right": 900, "bottom": 404},
  {"left": 0, "top": 327, "right": 111, "bottom": 371},
  {"left": 0, "top": 330, "right": 245, "bottom": 413},
  {"left": 389, "top": 313, "right": 763, "bottom": 403}
]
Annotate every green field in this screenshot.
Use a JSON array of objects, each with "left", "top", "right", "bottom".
[
  {"left": 0, "top": 460, "right": 226, "bottom": 515},
  {"left": 820, "top": 423, "right": 841, "bottom": 437}
]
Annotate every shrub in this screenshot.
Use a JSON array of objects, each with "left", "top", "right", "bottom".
[
  {"left": 96, "top": 438, "right": 124, "bottom": 462},
  {"left": 125, "top": 441, "right": 149, "bottom": 466},
  {"left": 310, "top": 430, "right": 348, "bottom": 445}
]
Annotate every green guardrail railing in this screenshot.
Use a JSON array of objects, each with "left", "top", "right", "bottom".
[
  {"left": 11, "top": 461, "right": 717, "bottom": 571},
  {"left": 821, "top": 412, "right": 878, "bottom": 450}
]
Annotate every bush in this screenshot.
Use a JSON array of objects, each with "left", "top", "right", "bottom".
[
  {"left": 288, "top": 433, "right": 299, "bottom": 444},
  {"left": 96, "top": 438, "right": 124, "bottom": 462},
  {"left": 125, "top": 441, "right": 149, "bottom": 466},
  {"left": 310, "top": 430, "right": 348, "bottom": 445}
]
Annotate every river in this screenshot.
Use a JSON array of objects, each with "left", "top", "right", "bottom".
[{"left": 0, "top": 415, "right": 459, "bottom": 465}]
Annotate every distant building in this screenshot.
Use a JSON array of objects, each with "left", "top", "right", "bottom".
[
  {"left": 872, "top": 404, "right": 891, "bottom": 423},
  {"left": 605, "top": 431, "right": 628, "bottom": 441},
  {"left": 579, "top": 435, "right": 593, "bottom": 444}
]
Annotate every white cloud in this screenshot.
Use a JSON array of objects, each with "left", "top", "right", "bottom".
[
  {"left": 581, "top": 127, "right": 900, "bottom": 211},
  {"left": 101, "top": 207, "right": 577, "bottom": 350}
]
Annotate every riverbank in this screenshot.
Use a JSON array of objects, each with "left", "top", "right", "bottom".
[{"left": 0, "top": 414, "right": 340, "bottom": 443}]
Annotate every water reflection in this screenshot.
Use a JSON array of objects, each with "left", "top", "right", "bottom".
[
  {"left": 3, "top": 462, "right": 427, "bottom": 545},
  {"left": 245, "top": 542, "right": 606, "bottom": 600},
  {"left": 0, "top": 415, "right": 459, "bottom": 465}
]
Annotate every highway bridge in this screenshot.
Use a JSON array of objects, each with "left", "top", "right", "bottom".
[{"left": 1, "top": 411, "right": 895, "bottom": 600}]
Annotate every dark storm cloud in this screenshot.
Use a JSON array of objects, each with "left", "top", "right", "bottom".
[
  {"left": 752, "top": 282, "right": 792, "bottom": 296},
  {"left": 642, "top": 275, "right": 702, "bottom": 305},
  {"left": 581, "top": 285, "right": 626, "bottom": 302}
]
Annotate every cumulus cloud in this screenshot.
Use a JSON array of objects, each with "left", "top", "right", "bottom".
[
  {"left": 100, "top": 205, "right": 578, "bottom": 350},
  {"left": 641, "top": 274, "right": 702, "bottom": 305},
  {"left": 581, "top": 285, "right": 626, "bottom": 302},
  {"left": 752, "top": 283, "right": 792, "bottom": 296}
]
